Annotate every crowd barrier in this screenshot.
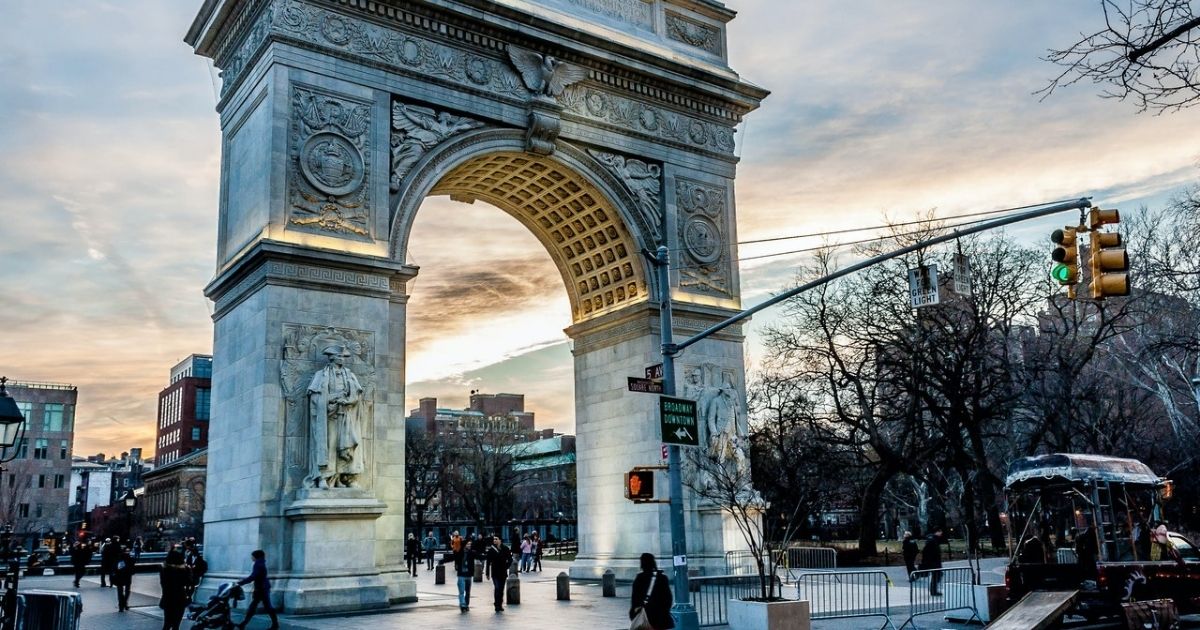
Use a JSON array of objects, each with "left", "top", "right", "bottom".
[
  {"left": 690, "top": 574, "right": 779, "bottom": 627},
  {"left": 794, "top": 570, "right": 897, "bottom": 629},
  {"left": 723, "top": 546, "right": 837, "bottom": 579},
  {"left": 899, "top": 567, "right": 980, "bottom": 629}
]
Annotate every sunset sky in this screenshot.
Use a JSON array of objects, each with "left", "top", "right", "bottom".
[{"left": 2, "top": 2, "right": 1198, "bottom": 457}]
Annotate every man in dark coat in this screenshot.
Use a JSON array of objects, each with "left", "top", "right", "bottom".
[
  {"left": 630, "top": 553, "right": 675, "bottom": 629},
  {"left": 918, "top": 528, "right": 945, "bottom": 596},
  {"left": 454, "top": 543, "right": 477, "bottom": 611},
  {"left": 902, "top": 531, "right": 919, "bottom": 581},
  {"left": 70, "top": 542, "right": 92, "bottom": 588},
  {"left": 111, "top": 547, "right": 136, "bottom": 612},
  {"left": 99, "top": 537, "right": 119, "bottom": 587},
  {"left": 484, "top": 535, "right": 513, "bottom": 612},
  {"left": 405, "top": 533, "right": 420, "bottom": 576},
  {"left": 236, "top": 549, "right": 279, "bottom": 630}
]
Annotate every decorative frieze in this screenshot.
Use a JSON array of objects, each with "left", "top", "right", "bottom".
[
  {"left": 675, "top": 178, "right": 731, "bottom": 298},
  {"left": 561, "top": 85, "right": 735, "bottom": 155},
  {"left": 665, "top": 12, "right": 721, "bottom": 55},
  {"left": 289, "top": 86, "right": 373, "bottom": 240}
]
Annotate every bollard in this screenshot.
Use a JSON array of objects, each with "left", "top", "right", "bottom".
[
  {"left": 602, "top": 569, "right": 616, "bottom": 597},
  {"left": 556, "top": 571, "right": 570, "bottom": 601},
  {"left": 510, "top": 561, "right": 519, "bottom": 576},
  {"left": 506, "top": 571, "right": 521, "bottom": 605},
  {"left": 435, "top": 562, "right": 446, "bottom": 585},
  {"left": 474, "top": 563, "right": 483, "bottom": 583}
]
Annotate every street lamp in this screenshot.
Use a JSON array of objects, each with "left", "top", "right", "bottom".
[
  {"left": 0, "top": 377, "right": 29, "bottom": 630},
  {"left": 122, "top": 492, "right": 137, "bottom": 543},
  {"left": 413, "top": 496, "right": 427, "bottom": 541}
]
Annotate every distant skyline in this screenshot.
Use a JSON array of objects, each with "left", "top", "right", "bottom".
[{"left": 2, "top": 2, "right": 1198, "bottom": 457}]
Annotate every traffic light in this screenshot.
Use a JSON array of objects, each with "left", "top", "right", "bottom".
[
  {"left": 1050, "top": 226, "right": 1079, "bottom": 286},
  {"left": 625, "top": 469, "right": 655, "bottom": 501},
  {"left": 1087, "top": 208, "right": 1129, "bottom": 299}
]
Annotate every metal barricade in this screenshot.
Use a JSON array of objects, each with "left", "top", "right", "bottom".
[
  {"left": 794, "top": 570, "right": 898, "bottom": 629},
  {"left": 780, "top": 546, "right": 837, "bottom": 582},
  {"left": 899, "top": 567, "right": 980, "bottom": 629},
  {"left": 723, "top": 550, "right": 757, "bottom": 576},
  {"left": 16, "top": 590, "right": 82, "bottom": 630},
  {"left": 691, "top": 574, "right": 778, "bottom": 627},
  {"left": 1056, "top": 548, "right": 1077, "bottom": 564}
]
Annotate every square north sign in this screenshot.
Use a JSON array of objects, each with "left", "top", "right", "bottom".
[{"left": 659, "top": 395, "right": 699, "bottom": 447}]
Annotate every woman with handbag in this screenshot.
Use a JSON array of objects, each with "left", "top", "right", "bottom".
[{"left": 629, "top": 553, "right": 674, "bottom": 630}]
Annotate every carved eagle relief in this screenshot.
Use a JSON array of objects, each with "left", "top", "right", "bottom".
[{"left": 507, "top": 46, "right": 589, "bottom": 98}]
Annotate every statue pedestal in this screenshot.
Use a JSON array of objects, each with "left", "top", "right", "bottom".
[{"left": 276, "top": 488, "right": 394, "bottom": 614}]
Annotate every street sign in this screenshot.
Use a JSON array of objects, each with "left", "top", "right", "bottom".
[
  {"left": 908, "top": 264, "right": 940, "bottom": 308},
  {"left": 659, "top": 395, "right": 699, "bottom": 447},
  {"left": 628, "top": 377, "right": 664, "bottom": 393},
  {"left": 645, "top": 363, "right": 663, "bottom": 381}
]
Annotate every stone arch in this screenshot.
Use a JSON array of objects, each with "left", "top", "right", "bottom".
[{"left": 389, "top": 130, "right": 657, "bottom": 323}]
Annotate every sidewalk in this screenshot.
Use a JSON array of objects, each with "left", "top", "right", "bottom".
[{"left": 36, "top": 559, "right": 633, "bottom": 630}]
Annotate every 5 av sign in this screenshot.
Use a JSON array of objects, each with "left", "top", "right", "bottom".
[{"left": 659, "top": 395, "right": 699, "bottom": 447}]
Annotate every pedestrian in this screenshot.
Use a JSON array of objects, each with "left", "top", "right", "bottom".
[
  {"left": 484, "top": 535, "right": 513, "bottom": 612},
  {"left": 423, "top": 530, "right": 437, "bottom": 571},
  {"left": 532, "top": 532, "right": 543, "bottom": 572},
  {"left": 70, "top": 542, "right": 92, "bottom": 588},
  {"left": 519, "top": 535, "right": 533, "bottom": 572},
  {"left": 189, "top": 552, "right": 209, "bottom": 602},
  {"left": 451, "top": 530, "right": 463, "bottom": 554},
  {"left": 919, "top": 527, "right": 945, "bottom": 596},
  {"left": 112, "top": 546, "right": 135, "bottom": 612},
  {"left": 99, "top": 537, "right": 118, "bottom": 587},
  {"left": 159, "top": 549, "right": 193, "bottom": 630},
  {"left": 133, "top": 537, "right": 143, "bottom": 561},
  {"left": 405, "top": 533, "right": 420, "bottom": 576},
  {"left": 901, "top": 531, "right": 919, "bottom": 581},
  {"left": 629, "top": 553, "right": 674, "bottom": 630},
  {"left": 454, "top": 538, "right": 477, "bottom": 611},
  {"left": 235, "top": 549, "right": 280, "bottom": 630}
]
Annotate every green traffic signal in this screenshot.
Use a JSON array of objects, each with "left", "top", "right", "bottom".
[{"left": 1051, "top": 263, "right": 1072, "bottom": 283}]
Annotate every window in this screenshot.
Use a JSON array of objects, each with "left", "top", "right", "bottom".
[
  {"left": 15, "top": 438, "right": 27, "bottom": 459},
  {"left": 34, "top": 504, "right": 42, "bottom": 518},
  {"left": 54, "top": 474, "right": 64, "bottom": 489},
  {"left": 43, "top": 404, "right": 64, "bottom": 432},
  {"left": 192, "top": 427, "right": 201, "bottom": 441},
  {"left": 37, "top": 475, "right": 45, "bottom": 489},
  {"left": 195, "top": 388, "right": 211, "bottom": 421},
  {"left": 33, "top": 439, "right": 48, "bottom": 460},
  {"left": 60, "top": 440, "right": 67, "bottom": 459},
  {"left": 15, "top": 402, "right": 32, "bottom": 423},
  {"left": 63, "top": 405, "right": 74, "bottom": 433},
  {"left": 17, "top": 504, "right": 28, "bottom": 518}
]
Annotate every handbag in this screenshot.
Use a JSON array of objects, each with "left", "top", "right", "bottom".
[{"left": 630, "top": 572, "right": 658, "bottom": 630}]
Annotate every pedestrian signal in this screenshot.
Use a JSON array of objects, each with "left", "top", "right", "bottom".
[
  {"left": 1086, "top": 209, "right": 1129, "bottom": 299},
  {"left": 625, "top": 470, "right": 655, "bottom": 501},
  {"left": 1050, "top": 227, "right": 1079, "bottom": 286}
]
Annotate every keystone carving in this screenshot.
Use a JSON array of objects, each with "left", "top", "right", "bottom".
[{"left": 391, "top": 101, "right": 484, "bottom": 192}]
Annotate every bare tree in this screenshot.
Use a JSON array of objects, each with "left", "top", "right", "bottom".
[
  {"left": 439, "top": 423, "right": 539, "bottom": 528},
  {"left": 1039, "top": 0, "right": 1200, "bottom": 112},
  {"left": 405, "top": 428, "right": 442, "bottom": 535}
]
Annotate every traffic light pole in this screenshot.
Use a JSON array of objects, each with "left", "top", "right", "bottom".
[{"left": 646, "top": 197, "right": 1092, "bottom": 630}]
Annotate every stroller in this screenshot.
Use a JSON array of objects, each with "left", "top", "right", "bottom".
[{"left": 188, "top": 582, "right": 245, "bottom": 629}]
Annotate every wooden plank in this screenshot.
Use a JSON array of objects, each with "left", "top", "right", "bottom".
[{"left": 987, "top": 590, "right": 1077, "bottom": 630}]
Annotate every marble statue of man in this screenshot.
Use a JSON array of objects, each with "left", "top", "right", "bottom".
[
  {"left": 306, "top": 345, "right": 365, "bottom": 488},
  {"left": 709, "top": 372, "right": 749, "bottom": 476}
]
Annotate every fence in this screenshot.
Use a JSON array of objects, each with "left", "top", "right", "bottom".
[
  {"left": 1056, "top": 548, "right": 1077, "bottom": 564},
  {"left": 691, "top": 574, "right": 778, "bottom": 627},
  {"left": 794, "top": 570, "right": 897, "bottom": 629},
  {"left": 899, "top": 567, "right": 980, "bottom": 629},
  {"left": 723, "top": 546, "right": 837, "bottom": 579}
]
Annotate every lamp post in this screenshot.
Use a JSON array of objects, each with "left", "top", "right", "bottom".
[
  {"left": 122, "top": 492, "right": 137, "bottom": 544},
  {"left": 0, "top": 377, "right": 30, "bottom": 630},
  {"left": 413, "top": 496, "right": 427, "bottom": 541}
]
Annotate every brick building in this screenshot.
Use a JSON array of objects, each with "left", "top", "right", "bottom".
[
  {"left": 140, "top": 448, "right": 207, "bottom": 547},
  {"left": 156, "top": 354, "right": 212, "bottom": 466},
  {"left": 3, "top": 380, "right": 77, "bottom": 548},
  {"left": 406, "top": 392, "right": 543, "bottom": 439}
]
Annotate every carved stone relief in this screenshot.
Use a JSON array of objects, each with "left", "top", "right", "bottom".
[
  {"left": 565, "top": 0, "right": 654, "bottom": 30},
  {"left": 665, "top": 13, "right": 721, "bottom": 55},
  {"left": 675, "top": 178, "right": 731, "bottom": 297},
  {"left": 560, "top": 85, "right": 735, "bottom": 155},
  {"left": 280, "top": 324, "right": 377, "bottom": 492},
  {"left": 289, "top": 86, "right": 372, "bottom": 239},
  {"left": 588, "top": 149, "right": 662, "bottom": 244},
  {"left": 391, "top": 101, "right": 484, "bottom": 192}
]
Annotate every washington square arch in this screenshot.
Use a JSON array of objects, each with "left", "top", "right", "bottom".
[{"left": 185, "top": 0, "right": 767, "bottom": 613}]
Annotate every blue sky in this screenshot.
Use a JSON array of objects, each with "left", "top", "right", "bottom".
[{"left": 1, "top": 1, "right": 1197, "bottom": 456}]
